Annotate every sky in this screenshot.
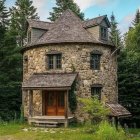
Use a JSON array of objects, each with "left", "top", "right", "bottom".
[{"left": 5, "top": 0, "right": 140, "bottom": 34}]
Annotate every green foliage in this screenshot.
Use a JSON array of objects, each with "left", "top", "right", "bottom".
[
  {"left": 109, "top": 12, "right": 122, "bottom": 47},
  {"left": 0, "top": 0, "right": 23, "bottom": 121},
  {"left": 94, "top": 121, "right": 126, "bottom": 140},
  {"left": 118, "top": 21, "right": 140, "bottom": 127},
  {"left": 48, "top": 0, "right": 84, "bottom": 21},
  {"left": 10, "top": 0, "right": 39, "bottom": 46},
  {"left": 0, "top": 0, "right": 9, "bottom": 26},
  {"left": 69, "top": 81, "right": 77, "bottom": 113},
  {"left": 79, "top": 97, "right": 109, "bottom": 124},
  {"left": 133, "top": 9, "right": 140, "bottom": 26},
  {"left": 19, "top": 105, "right": 25, "bottom": 123}
]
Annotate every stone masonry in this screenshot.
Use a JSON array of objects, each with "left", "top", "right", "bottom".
[{"left": 23, "top": 44, "right": 118, "bottom": 121}]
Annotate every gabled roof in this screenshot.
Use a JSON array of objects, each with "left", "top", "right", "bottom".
[
  {"left": 22, "top": 73, "right": 78, "bottom": 89},
  {"left": 106, "top": 103, "right": 131, "bottom": 118},
  {"left": 27, "top": 19, "right": 53, "bottom": 30},
  {"left": 83, "top": 15, "right": 111, "bottom": 28},
  {"left": 23, "top": 9, "right": 114, "bottom": 51},
  {"left": 30, "top": 9, "right": 98, "bottom": 46}
]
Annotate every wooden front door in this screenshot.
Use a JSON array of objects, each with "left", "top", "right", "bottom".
[{"left": 45, "top": 91, "right": 65, "bottom": 116}]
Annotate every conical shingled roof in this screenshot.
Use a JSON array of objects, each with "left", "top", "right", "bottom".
[{"left": 32, "top": 9, "right": 98, "bottom": 46}]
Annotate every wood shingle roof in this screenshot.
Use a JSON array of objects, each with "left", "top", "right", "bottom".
[
  {"left": 27, "top": 19, "right": 53, "bottom": 30},
  {"left": 24, "top": 9, "right": 114, "bottom": 51},
  {"left": 22, "top": 73, "right": 78, "bottom": 89},
  {"left": 83, "top": 15, "right": 111, "bottom": 28},
  {"left": 106, "top": 103, "right": 131, "bottom": 118}
]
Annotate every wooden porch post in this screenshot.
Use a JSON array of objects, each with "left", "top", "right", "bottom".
[
  {"left": 29, "top": 90, "right": 33, "bottom": 118},
  {"left": 65, "top": 90, "right": 69, "bottom": 127}
]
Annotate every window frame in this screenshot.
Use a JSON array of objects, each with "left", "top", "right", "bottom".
[
  {"left": 90, "top": 50, "right": 102, "bottom": 70},
  {"left": 27, "top": 30, "right": 31, "bottom": 43},
  {"left": 47, "top": 53, "right": 62, "bottom": 70},
  {"left": 91, "top": 85, "right": 102, "bottom": 100},
  {"left": 23, "top": 55, "right": 28, "bottom": 73},
  {"left": 100, "top": 26, "right": 108, "bottom": 41}
]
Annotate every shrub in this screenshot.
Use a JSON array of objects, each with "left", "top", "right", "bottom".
[
  {"left": 79, "top": 97, "right": 110, "bottom": 124},
  {"left": 94, "top": 121, "right": 126, "bottom": 140}
]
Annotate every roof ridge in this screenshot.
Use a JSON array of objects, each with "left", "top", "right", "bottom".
[
  {"left": 84, "top": 15, "right": 107, "bottom": 22},
  {"left": 27, "top": 19, "right": 53, "bottom": 24}
]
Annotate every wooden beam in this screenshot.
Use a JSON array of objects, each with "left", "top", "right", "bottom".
[
  {"left": 65, "top": 90, "right": 69, "bottom": 127},
  {"left": 22, "top": 87, "right": 71, "bottom": 91},
  {"left": 29, "top": 90, "right": 33, "bottom": 117}
]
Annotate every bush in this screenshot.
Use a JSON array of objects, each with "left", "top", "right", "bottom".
[
  {"left": 79, "top": 97, "right": 110, "bottom": 124},
  {"left": 94, "top": 121, "right": 126, "bottom": 140}
]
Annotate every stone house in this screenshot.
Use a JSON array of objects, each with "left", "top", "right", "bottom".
[{"left": 22, "top": 9, "right": 130, "bottom": 127}]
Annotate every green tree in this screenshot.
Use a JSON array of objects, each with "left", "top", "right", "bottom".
[
  {"left": 0, "top": 0, "right": 9, "bottom": 68},
  {"left": 0, "top": 0, "right": 9, "bottom": 26},
  {"left": 48, "top": 0, "right": 84, "bottom": 21},
  {"left": 10, "top": 0, "right": 39, "bottom": 46},
  {"left": 0, "top": 28, "right": 22, "bottom": 121},
  {"left": 118, "top": 23, "right": 140, "bottom": 127},
  {"left": 109, "top": 12, "right": 122, "bottom": 47},
  {"left": 133, "top": 9, "right": 140, "bottom": 26}
]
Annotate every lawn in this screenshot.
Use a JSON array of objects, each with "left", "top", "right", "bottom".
[{"left": 0, "top": 123, "right": 140, "bottom": 140}]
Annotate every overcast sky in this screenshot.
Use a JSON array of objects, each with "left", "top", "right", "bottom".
[{"left": 5, "top": 0, "right": 140, "bottom": 34}]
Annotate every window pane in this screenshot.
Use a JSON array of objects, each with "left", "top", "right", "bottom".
[
  {"left": 91, "top": 87, "right": 102, "bottom": 100},
  {"left": 56, "top": 55, "right": 62, "bottom": 69},
  {"left": 101, "top": 27, "right": 107, "bottom": 39},
  {"left": 47, "top": 54, "right": 62, "bottom": 69},
  {"left": 48, "top": 55, "right": 54, "bottom": 69},
  {"left": 91, "top": 54, "right": 100, "bottom": 70},
  {"left": 28, "top": 31, "right": 31, "bottom": 43}
]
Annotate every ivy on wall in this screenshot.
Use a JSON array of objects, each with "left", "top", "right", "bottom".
[{"left": 69, "top": 80, "right": 77, "bottom": 113}]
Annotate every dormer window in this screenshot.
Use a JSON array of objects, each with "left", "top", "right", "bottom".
[
  {"left": 28, "top": 31, "right": 31, "bottom": 43},
  {"left": 100, "top": 26, "right": 108, "bottom": 40},
  {"left": 47, "top": 51, "right": 62, "bottom": 70}
]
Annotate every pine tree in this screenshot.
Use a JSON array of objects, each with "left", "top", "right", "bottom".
[
  {"left": 10, "top": 0, "right": 39, "bottom": 47},
  {"left": 133, "top": 9, "right": 140, "bottom": 26},
  {"left": 0, "top": 0, "right": 9, "bottom": 66},
  {"left": 0, "top": 0, "right": 22, "bottom": 121},
  {"left": 109, "top": 12, "right": 122, "bottom": 48},
  {"left": 0, "top": 0, "right": 9, "bottom": 27},
  {"left": 118, "top": 21, "right": 140, "bottom": 127},
  {"left": 48, "top": 0, "right": 84, "bottom": 21}
]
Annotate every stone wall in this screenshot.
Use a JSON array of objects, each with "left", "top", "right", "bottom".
[{"left": 23, "top": 44, "right": 118, "bottom": 120}]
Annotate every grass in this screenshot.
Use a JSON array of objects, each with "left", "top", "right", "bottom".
[{"left": 0, "top": 122, "right": 140, "bottom": 140}]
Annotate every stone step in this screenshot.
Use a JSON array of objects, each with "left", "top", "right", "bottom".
[
  {"left": 32, "top": 120, "right": 58, "bottom": 124},
  {"left": 34, "top": 123, "right": 58, "bottom": 128}
]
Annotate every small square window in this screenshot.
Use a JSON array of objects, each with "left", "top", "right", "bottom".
[
  {"left": 91, "top": 86, "right": 102, "bottom": 100},
  {"left": 47, "top": 54, "right": 62, "bottom": 70}
]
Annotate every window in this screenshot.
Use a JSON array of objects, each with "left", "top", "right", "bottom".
[
  {"left": 90, "top": 51, "right": 102, "bottom": 70},
  {"left": 24, "top": 56, "right": 28, "bottom": 73},
  {"left": 91, "top": 85, "right": 102, "bottom": 100},
  {"left": 28, "top": 31, "right": 31, "bottom": 43},
  {"left": 100, "top": 26, "right": 108, "bottom": 40},
  {"left": 47, "top": 54, "right": 62, "bottom": 69}
]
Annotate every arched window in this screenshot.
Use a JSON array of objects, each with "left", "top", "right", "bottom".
[{"left": 90, "top": 50, "right": 102, "bottom": 70}]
